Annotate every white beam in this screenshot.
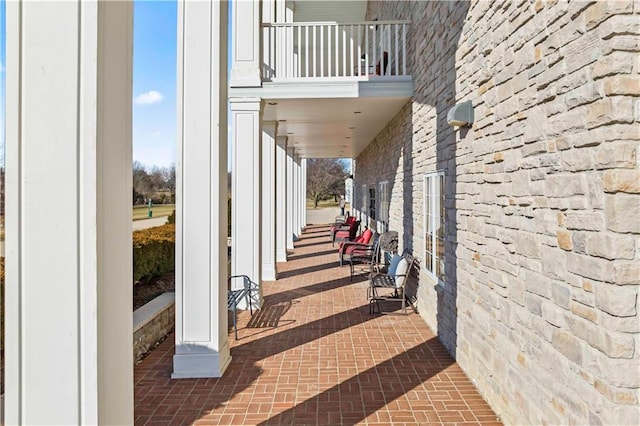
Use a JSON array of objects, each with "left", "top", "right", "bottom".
[
  {"left": 5, "top": 2, "right": 133, "bottom": 423},
  {"left": 173, "top": 0, "right": 230, "bottom": 379},
  {"left": 230, "top": 98, "right": 263, "bottom": 307},
  {"left": 275, "top": 136, "right": 288, "bottom": 262},
  {"left": 230, "top": 0, "right": 261, "bottom": 87},
  {"left": 261, "top": 122, "right": 277, "bottom": 281}
]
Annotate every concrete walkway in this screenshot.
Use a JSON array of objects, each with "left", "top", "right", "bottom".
[
  {"left": 306, "top": 206, "right": 341, "bottom": 225},
  {"left": 134, "top": 223, "right": 501, "bottom": 425},
  {"left": 133, "top": 216, "right": 168, "bottom": 231}
]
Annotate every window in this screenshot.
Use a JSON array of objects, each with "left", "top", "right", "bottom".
[
  {"left": 379, "top": 181, "right": 389, "bottom": 233},
  {"left": 368, "top": 184, "right": 376, "bottom": 221},
  {"left": 361, "top": 183, "right": 368, "bottom": 222},
  {"left": 424, "top": 172, "right": 445, "bottom": 284}
]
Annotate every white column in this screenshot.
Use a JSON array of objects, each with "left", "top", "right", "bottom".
[
  {"left": 231, "top": 98, "right": 263, "bottom": 307},
  {"left": 286, "top": 146, "right": 295, "bottom": 250},
  {"left": 173, "top": 0, "right": 230, "bottom": 379},
  {"left": 295, "top": 154, "right": 304, "bottom": 237},
  {"left": 292, "top": 153, "right": 300, "bottom": 239},
  {"left": 6, "top": 2, "right": 133, "bottom": 423},
  {"left": 261, "top": 122, "right": 277, "bottom": 281},
  {"left": 301, "top": 158, "right": 307, "bottom": 228},
  {"left": 275, "top": 136, "right": 288, "bottom": 262},
  {"left": 230, "top": 0, "right": 261, "bottom": 87}
]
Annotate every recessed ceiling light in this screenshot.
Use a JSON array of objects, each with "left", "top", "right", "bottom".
[
  {"left": 268, "top": 102, "right": 278, "bottom": 106},
  {"left": 354, "top": 111, "right": 362, "bottom": 114}
]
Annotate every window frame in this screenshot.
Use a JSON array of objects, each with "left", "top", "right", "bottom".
[
  {"left": 379, "top": 180, "right": 389, "bottom": 233},
  {"left": 423, "top": 171, "right": 446, "bottom": 287},
  {"left": 368, "top": 184, "right": 376, "bottom": 221}
]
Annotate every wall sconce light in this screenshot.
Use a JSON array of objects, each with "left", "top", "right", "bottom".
[{"left": 447, "top": 100, "right": 474, "bottom": 127}]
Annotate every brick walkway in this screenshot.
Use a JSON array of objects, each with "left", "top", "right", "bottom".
[{"left": 134, "top": 224, "right": 501, "bottom": 425}]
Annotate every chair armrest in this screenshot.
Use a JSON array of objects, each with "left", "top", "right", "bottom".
[{"left": 339, "top": 241, "right": 371, "bottom": 254}]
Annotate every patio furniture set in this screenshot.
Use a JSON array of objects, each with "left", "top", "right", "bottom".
[{"left": 330, "top": 214, "right": 415, "bottom": 315}]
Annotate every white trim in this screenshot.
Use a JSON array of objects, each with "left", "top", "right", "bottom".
[
  {"left": 423, "top": 171, "right": 446, "bottom": 287},
  {"left": 229, "top": 79, "right": 413, "bottom": 99}
]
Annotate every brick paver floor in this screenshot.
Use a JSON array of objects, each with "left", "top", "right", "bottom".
[{"left": 135, "top": 224, "right": 502, "bottom": 425}]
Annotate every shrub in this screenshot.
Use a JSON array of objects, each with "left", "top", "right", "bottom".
[
  {"left": 167, "top": 209, "right": 176, "bottom": 224},
  {"left": 133, "top": 224, "right": 175, "bottom": 283}
]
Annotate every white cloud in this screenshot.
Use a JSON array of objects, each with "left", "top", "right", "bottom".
[{"left": 134, "top": 90, "right": 163, "bottom": 105}]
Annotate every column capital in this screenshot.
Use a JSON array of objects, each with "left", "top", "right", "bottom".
[
  {"left": 262, "top": 121, "right": 278, "bottom": 137},
  {"left": 230, "top": 97, "right": 262, "bottom": 111}
]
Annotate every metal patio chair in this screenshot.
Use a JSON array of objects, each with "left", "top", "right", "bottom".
[{"left": 228, "top": 275, "right": 256, "bottom": 339}]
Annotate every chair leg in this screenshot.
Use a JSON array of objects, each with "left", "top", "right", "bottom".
[{"left": 233, "top": 307, "right": 238, "bottom": 340}]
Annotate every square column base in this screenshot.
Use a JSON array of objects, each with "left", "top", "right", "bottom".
[
  {"left": 276, "top": 249, "right": 287, "bottom": 263},
  {"left": 262, "top": 267, "right": 277, "bottom": 282},
  {"left": 172, "top": 344, "right": 231, "bottom": 378}
]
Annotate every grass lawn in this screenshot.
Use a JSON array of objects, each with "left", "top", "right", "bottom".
[
  {"left": 133, "top": 204, "right": 175, "bottom": 221},
  {"left": 306, "top": 199, "right": 348, "bottom": 209}
]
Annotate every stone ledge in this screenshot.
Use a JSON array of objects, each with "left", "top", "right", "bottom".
[{"left": 133, "top": 292, "right": 175, "bottom": 362}]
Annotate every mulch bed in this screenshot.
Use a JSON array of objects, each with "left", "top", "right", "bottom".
[{"left": 133, "top": 272, "right": 175, "bottom": 311}]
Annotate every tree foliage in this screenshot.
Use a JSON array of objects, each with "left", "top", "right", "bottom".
[
  {"left": 306, "top": 158, "right": 348, "bottom": 208},
  {"left": 132, "top": 161, "right": 176, "bottom": 205}
]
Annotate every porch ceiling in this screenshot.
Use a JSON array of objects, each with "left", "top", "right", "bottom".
[{"left": 262, "top": 94, "right": 411, "bottom": 159}]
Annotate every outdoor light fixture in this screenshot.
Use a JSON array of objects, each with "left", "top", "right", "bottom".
[{"left": 447, "top": 100, "right": 474, "bottom": 127}]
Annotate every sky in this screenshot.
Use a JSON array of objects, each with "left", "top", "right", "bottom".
[{"left": 132, "top": 0, "right": 178, "bottom": 169}]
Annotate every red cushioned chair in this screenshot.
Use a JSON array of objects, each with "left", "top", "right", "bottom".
[
  {"left": 330, "top": 216, "right": 357, "bottom": 246},
  {"left": 338, "top": 228, "right": 376, "bottom": 267}
]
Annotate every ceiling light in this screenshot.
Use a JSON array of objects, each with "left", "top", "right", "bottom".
[{"left": 354, "top": 111, "right": 362, "bottom": 114}]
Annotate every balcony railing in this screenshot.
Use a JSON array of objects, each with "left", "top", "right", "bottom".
[{"left": 262, "top": 20, "right": 411, "bottom": 81}]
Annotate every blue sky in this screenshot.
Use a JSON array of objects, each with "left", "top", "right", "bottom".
[{"left": 133, "top": 0, "right": 177, "bottom": 169}]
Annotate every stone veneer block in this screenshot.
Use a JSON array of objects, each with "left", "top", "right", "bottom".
[{"left": 133, "top": 292, "right": 175, "bottom": 362}]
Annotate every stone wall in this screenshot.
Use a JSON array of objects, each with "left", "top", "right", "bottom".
[
  {"left": 354, "top": 1, "right": 639, "bottom": 424},
  {"left": 133, "top": 292, "right": 175, "bottom": 363}
]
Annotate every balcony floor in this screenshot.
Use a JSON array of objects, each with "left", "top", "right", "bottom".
[{"left": 134, "top": 223, "right": 501, "bottom": 425}]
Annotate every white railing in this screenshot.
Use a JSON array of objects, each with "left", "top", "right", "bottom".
[{"left": 262, "top": 20, "right": 411, "bottom": 81}]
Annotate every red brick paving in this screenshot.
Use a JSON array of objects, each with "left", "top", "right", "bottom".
[{"left": 134, "top": 224, "right": 501, "bottom": 425}]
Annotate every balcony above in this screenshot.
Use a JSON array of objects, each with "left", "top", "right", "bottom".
[
  {"left": 262, "top": 20, "right": 411, "bottom": 82},
  {"left": 229, "top": 20, "right": 413, "bottom": 159}
]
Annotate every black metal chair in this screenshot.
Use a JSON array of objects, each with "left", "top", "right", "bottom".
[{"left": 227, "top": 275, "right": 256, "bottom": 339}]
